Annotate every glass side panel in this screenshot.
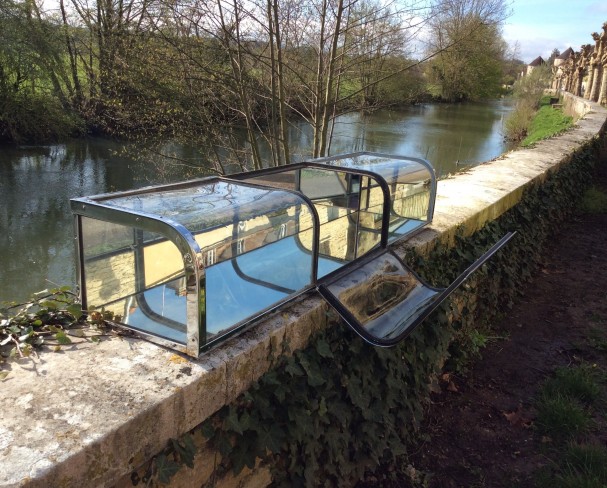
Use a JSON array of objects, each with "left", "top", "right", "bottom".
[
  {"left": 319, "top": 154, "right": 430, "bottom": 184},
  {"left": 193, "top": 202, "right": 314, "bottom": 267},
  {"left": 300, "top": 168, "right": 351, "bottom": 201},
  {"left": 124, "top": 278, "right": 187, "bottom": 344},
  {"left": 316, "top": 154, "right": 433, "bottom": 242},
  {"left": 204, "top": 235, "right": 313, "bottom": 337},
  {"left": 233, "top": 235, "right": 312, "bottom": 292},
  {"left": 300, "top": 169, "right": 363, "bottom": 264},
  {"left": 81, "top": 216, "right": 187, "bottom": 344},
  {"left": 325, "top": 253, "right": 439, "bottom": 341},
  {"left": 81, "top": 217, "right": 137, "bottom": 312}
]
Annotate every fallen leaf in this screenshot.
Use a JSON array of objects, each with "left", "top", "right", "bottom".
[
  {"left": 503, "top": 404, "right": 533, "bottom": 428},
  {"left": 169, "top": 354, "right": 188, "bottom": 364},
  {"left": 447, "top": 381, "right": 459, "bottom": 393}
]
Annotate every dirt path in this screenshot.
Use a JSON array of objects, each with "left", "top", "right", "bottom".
[{"left": 401, "top": 160, "right": 607, "bottom": 487}]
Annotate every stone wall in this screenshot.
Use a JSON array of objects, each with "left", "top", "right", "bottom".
[{"left": 1, "top": 92, "right": 606, "bottom": 488}]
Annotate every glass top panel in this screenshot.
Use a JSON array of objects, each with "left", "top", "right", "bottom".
[
  {"left": 316, "top": 154, "right": 431, "bottom": 186},
  {"left": 95, "top": 180, "right": 311, "bottom": 234},
  {"left": 325, "top": 252, "right": 439, "bottom": 342}
]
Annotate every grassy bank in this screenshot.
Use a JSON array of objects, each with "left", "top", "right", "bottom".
[
  {"left": 505, "top": 94, "right": 574, "bottom": 147},
  {"left": 521, "top": 96, "right": 574, "bottom": 147}
]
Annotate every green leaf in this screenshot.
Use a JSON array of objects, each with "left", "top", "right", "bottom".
[
  {"left": 284, "top": 361, "right": 304, "bottom": 377},
  {"left": 55, "top": 331, "right": 72, "bottom": 345},
  {"left": 216, "top": 432, "right": 233, "bottom": 457},
  {"left": 318, "top": 396, "right": 327, "bottom": 417},
  {"left": 67, "top": 304, "right": 84, "bottom": 320},
  {"left": 0, "top": 371, "right": 9, "bottom": 381},
  {"left": 200, "top": 420, "right": 215, "bottom": 440},
  {"left": 171, "top": 435, "right": 196, "bottom": 469},
  {"left": 256, "top": 424, "right": 285, "bottom": 454},
  {"left": 18, "top": 329, "right": 34, "bottom": 342},
  {"left": 155, "top": 454, "right": 180, "bottom": 484},
  {"left": 224, "top": 408, "right": 244, "bottom": 435},
  {"left": 39, "top": 300, "right": 59, "bottom": 310},
  {"left": 230, "top": 435, "right": 258, "bottom": 474},
  {"left": 316, "top": 339, "right": 333, "bottom": 358}
]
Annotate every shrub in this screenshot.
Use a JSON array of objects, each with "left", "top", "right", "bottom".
[{"left": 0, "top": 92, "right": 84, "bottom": 144}]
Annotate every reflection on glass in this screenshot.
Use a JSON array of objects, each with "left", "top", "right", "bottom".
[
  {"left": 316, "top": 154, "right": 434, "bottom": 244},
  {"left": 81, "top": 217, "right": 188, "bottom": 344},
  {"left": 74, "top": 153, "right": 438, "bottom": 356},
  {"left": 326, "top": 253, "right": 438, "bottom": 341},
  {"left": 81, "top": 217, "right": 137, "bottom": 314},
  {"left": 125, "top": 279, "right": 187, "bottom": 343}
]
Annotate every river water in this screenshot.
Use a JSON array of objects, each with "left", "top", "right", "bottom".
[{"left": 0, "top": 99, "right": 514, "bottom": 302}]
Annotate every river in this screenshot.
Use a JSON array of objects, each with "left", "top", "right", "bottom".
[{"left": 0, "top": 99, "right": 515, "bottom": 302}]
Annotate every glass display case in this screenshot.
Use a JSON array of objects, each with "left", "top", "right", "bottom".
[
  {"left": 71, "top": 178, "right": 319, "bottom": 356},
  {"left": 72, "top": 152, "right": 512, "bottom": 357}
]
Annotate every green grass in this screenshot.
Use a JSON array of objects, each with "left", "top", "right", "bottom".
[
  {"left": 535, "top": 392, "right": 592, "bottom": 439},
  {"left": 533, "top": 364, "right": 607, "bottom": 488},
  {"left": 587, "top": 325, "right": 607, "bottom": 352},
  {"left": 541, "top": 365, "right": 602, "bottom": 405},
  {"left": 537, "top": 444, "right": 607, "bottom": 488},
  {"left": 521, "top": 100, "right": 574, "bottom": 147},
  {"left": 580, "top": 187, "right": 607, "bottom": 214}
]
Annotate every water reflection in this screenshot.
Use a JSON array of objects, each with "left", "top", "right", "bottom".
[
  {"left": 326, "top": 100, "right": 515, "bottom": 177},
  {"left": 0, "top": 100, "right": 514, "bottom": 301}
]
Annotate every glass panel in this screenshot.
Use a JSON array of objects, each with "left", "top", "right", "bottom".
[
  {"left": 194, "top": 201, "right": 314, "bottom": 267},
  {"left": 244, "top": 171, "right": 297, "bottom": 191},
  {"left": 316, "top": 154, "right": 433, "bottom": 242},
  {"left": 300, "top": 169, "right": 359, "bottom": 264},
  {"left": 234, "top": 235, "right": 311, "bottom": 292},
  {"left": 192, "top": 193, "right": 317, "bottom": 338},
  {"left": 355, "top": 176, "right": 383, "bottom": 255},
  {"left": 81, "top": 217, "right": 187, "bottom": 344},
  {"left": 124, "top": 278, "right": 187, "bottom": 343},
  {"left": 204, "top": 238, "right": 306, "bottom": 336},
  {"left": 300, "top": 168, "right": 350, "bottom": 201},
  {"left": 81, "top": 217, "right": 137, "bottom": 313},
  {"left": 325, "top": 253, "right": 438, "bottom": 341},
  {"left": 99, "top": 181, "right": 309, "bottom": 238}
]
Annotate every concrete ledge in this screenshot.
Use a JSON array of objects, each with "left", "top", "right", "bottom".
[{"left": 2, "top": 93, "right": 606, "bottom": 488}]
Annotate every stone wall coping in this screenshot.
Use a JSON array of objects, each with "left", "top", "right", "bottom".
[{"left": 2, "top": 94, "right": 606, "bottom": 488}]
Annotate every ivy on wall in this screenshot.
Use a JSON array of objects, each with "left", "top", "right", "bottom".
[{"left": 135, "top": 138, "right": 603, "bottom": 487}]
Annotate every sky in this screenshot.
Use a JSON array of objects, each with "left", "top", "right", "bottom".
[{"left": 503, "top": 0, "right": 607, "bottom": 64}]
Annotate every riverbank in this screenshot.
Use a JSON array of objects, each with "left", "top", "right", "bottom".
[{"left": 379, "top": 146, "right": 607, "bottom": 487}]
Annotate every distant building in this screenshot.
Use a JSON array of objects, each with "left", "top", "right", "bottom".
[
  {"left": 553, "top": 48, "right": 574, "bottom": 68},
  {"left": 526, "top": 56, "right": 546, "bottom": 75}
]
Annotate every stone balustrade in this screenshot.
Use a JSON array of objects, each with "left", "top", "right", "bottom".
[{"left": 551, "top": 21, "right": 607, "bottom": 105}]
